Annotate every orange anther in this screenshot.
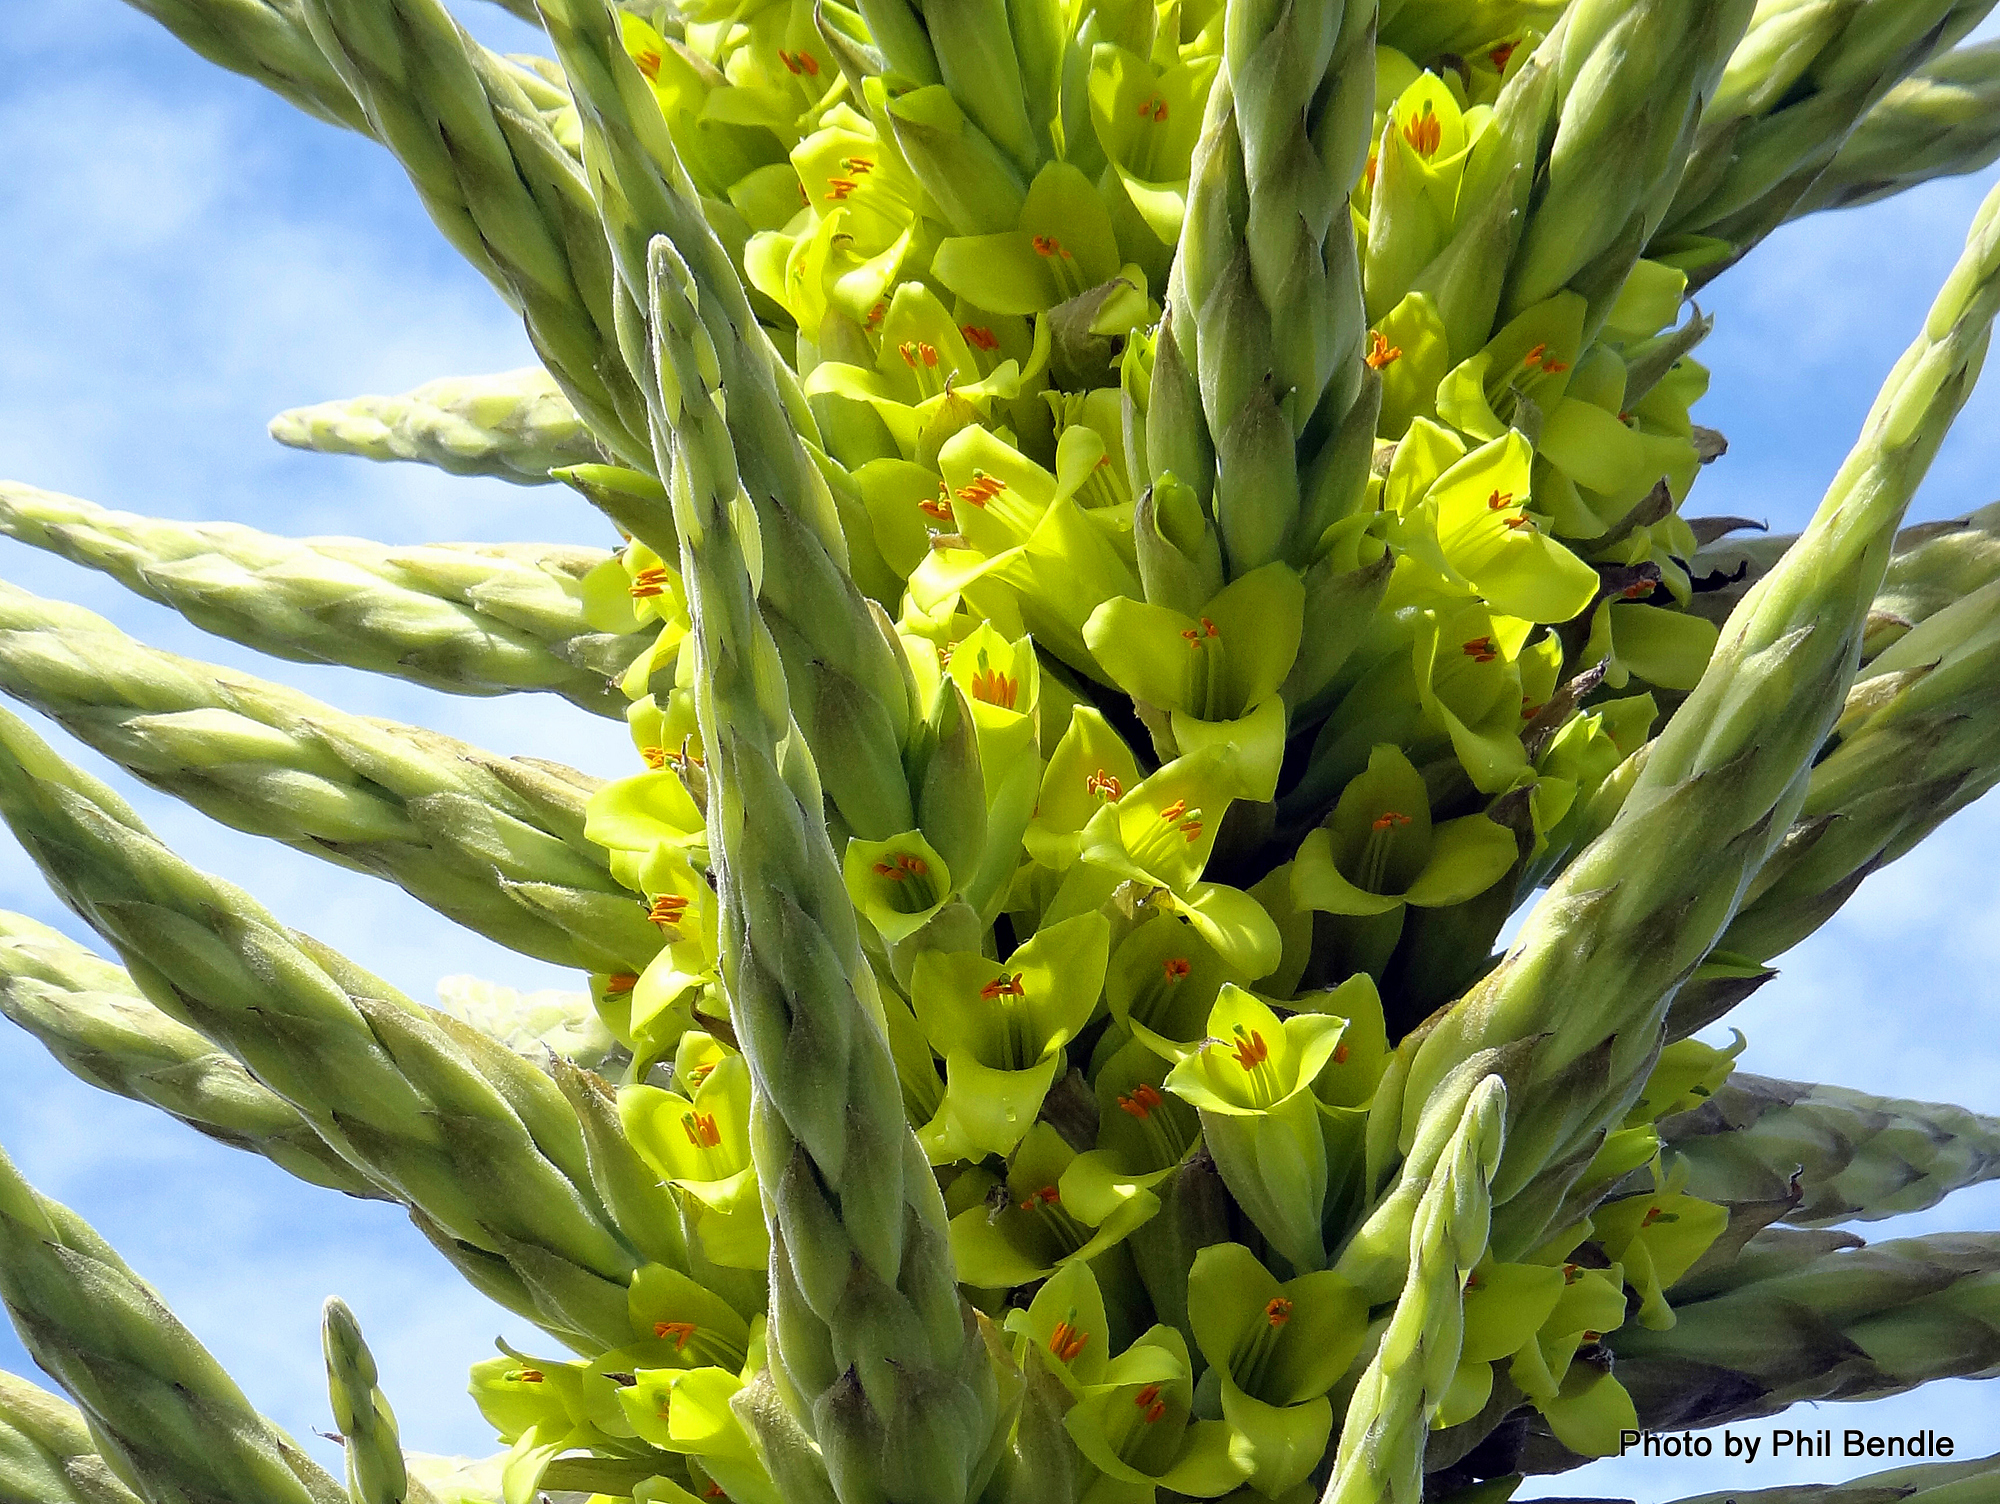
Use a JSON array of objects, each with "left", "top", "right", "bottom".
[
  {"left": 1402, "top": 103, "right": 1441, "bottom": 157},
  {"left": 962, "top": 324, "right": 1000, "bottom": 351},
  {"left": 919, "top": 493, "right": 954, "bottom": 522},
  {"left": 514, "top": 1369, "right": 544, "bottom": 1383},
  {"left": 642, "top": 745, "right": 669, "bottom": 769},
  {"left": 956, "top": 473, "right": 1006, "bottom": 506},
  {"left": 979, "top": 973, "right": 1027, "bottom": 1000},
  {"left": 1488, "top": 489, "right": 1515, "bottom": 511},
  {"left": 1333, "top": 1042, "right": 1349, "bottom": 1064},
  {"left": 681, "top": 1111, "right": 721, "bottom": 1149},
  {"left": 825, "top": 178, "right": 859, "bottom": 201},
  {"left": 1163, "top": 956, "right": 1192, "bottom": 981},
  {"left": 630, "top": 565, "right": 673, "bottom": 598},
  {"left": 1365, "top": 329, "right": 1402, "bottom": 369},
  {"left": 1019, "top": 1184, "right": 1060, "bottom": 1212},
  {"left": 1231, "top": 1030, "right": 1270, "bottom": 1071},
  {"left": 1086, "top": 768, "right": 1124, "bottom": 801},
  {"left": 648, "top": 893, "right": 690, "bottom": 929},
  {"left": 871, "top": 852, "right": 930, "bottom": 883},
  {"left": 1031, "top": 235, "right": 1070, "bottom": 258},
  {"left": 969, "top": 668, "right": 1019, "bottom": 709},
  {"left": 1371, "top": 810, "right": 1412, "bottom": 832},
  {"left": 655, "top": 1321, "right": 697, "bottom": 1349},
  {"left": 1502, "top": 515, "right": 1536, "bottom": 530},
  {"left": 634, "top": 48, "right": 662, "bottom": 80},
  {"left": 604, "top": 973, "right": 638, "bottom": 997},
  {"left": 1463, "top": 635, "right": 1498, "bottom": 663},
  {"left": 843, "top": 156, "right": 874, "bottom": 174},
  {"left": 1133, "top": 1384, "right": 1167, "bottom": 1423},
  {"left": 1048, "top": 1320, "right": 1089, "bottom": 1363},
  {"left": 1117, "top": 1082, "right": 1165, "bottom": 1119},
  {"left": 1265, "top": 1297, "right": 1293, "bottom": 1327},
  {"left": 1490, "top": 41, "right": 1516, "bottom": 70},
  {"left": 1161, "top": 799, "right": 1187, "bottom": 821}
]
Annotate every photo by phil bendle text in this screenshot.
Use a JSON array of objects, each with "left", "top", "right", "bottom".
[{"left": 1621, "top": 1429, "right": 1963, "bottom": 1462}]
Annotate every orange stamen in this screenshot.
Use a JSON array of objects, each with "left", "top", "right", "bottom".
[
  {"left": 681, "top": 1111, "right": 721, "bottom": 1149},
  {"left": 1488, "top": 489, "right": 1515, "bottom": 511},
  {"left": 1371, "top": 810, "right": 1412, "bottom": 832},
  {"left": 604, "top": 973, "right": 637, "bottom": 998},
  {"left": 1265, "top": 1297, "right": 1293, "bottom": 1327},
  {"left": 1117, "top": 1082, "right": 1166, "bottom": 1120},
  {"left": 655, "top": 1321, "right": 697, "bottom": 1349},
  {"left": 956, "top": 472, "right": 1006, "bottom": 506},
  {"left": 1019, "top": 1184, "right": 1059, "bottom": 1212},
  {"left": 1048, "top": 1320, "right": 1088, "bottom": 1363},
  {"left": 1133, "top": 1384, "right": 1167, "bottom": 1424},
  {"left": 1031, "top": 235, "right": 1070, "bottom": 258},
  {"left": 871, "top": 852, "right": 930, "bottom": 882},
  {"left": 648, "top": 894, "right": 690, "bottom": 929},
  {"left": 514, "top": 1369, "right": 544, "bottom": 1383},
  {"left": 1365, "top": 329, "right": 1402, "bottom": 369},
  {"left": 824, "top": 178, "right": 859, "bottom": 201},
  {"left": 1402, "top": 103, "right": 1441, "bottom": 157},
  {"left": 1086, "top": 768, "right": 1123, "bottom": 801},
  {"left": 633, "top": 48, "right": 662, "bottom": 80},
  {"left": 641, "top": 745, "right": 669, "bottom": 769},
  {"left": 1163, "top": 956, "right": 1191, "bottom": 981},
  {"left": 962, "top": 324, "right": 999, "bottom": 351},
  {"left": 1333, "top": 1043, "right": 1350, "bottom": 1064},
  {"left": 968, "top": 668, "right": 1019, "bottom": 709},
  {"left": 1463, "top": 635, "right": 1498, "bottom": 663},
  {"left": 630, "top": 565, "right": 672, "bottom": 598},
  {"left": 979, "top": 973, "right": 1026, "bottom": 1000},
  {"left": 1231, "top": 1030, "right": 1270, "bottom": 1071},
  {"left": 918, "top": 492, "right": 954, "bottom": 522},
  {"left": 1490, "top": 41, "right": 1516, "bottom": 70}
]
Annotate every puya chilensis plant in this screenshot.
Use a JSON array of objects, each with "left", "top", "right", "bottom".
[{"left": 3, "top": 1, "right": 2000, "bottom": 1502}]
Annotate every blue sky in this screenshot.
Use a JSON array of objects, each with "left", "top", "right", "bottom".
[{"left": 0, "top": 1, "right": 1997, "bottom": 1496}]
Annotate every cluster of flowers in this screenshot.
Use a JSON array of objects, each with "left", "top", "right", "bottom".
[{"left": 432, "top": 1, "right": 1775, "bottom": 1498}]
